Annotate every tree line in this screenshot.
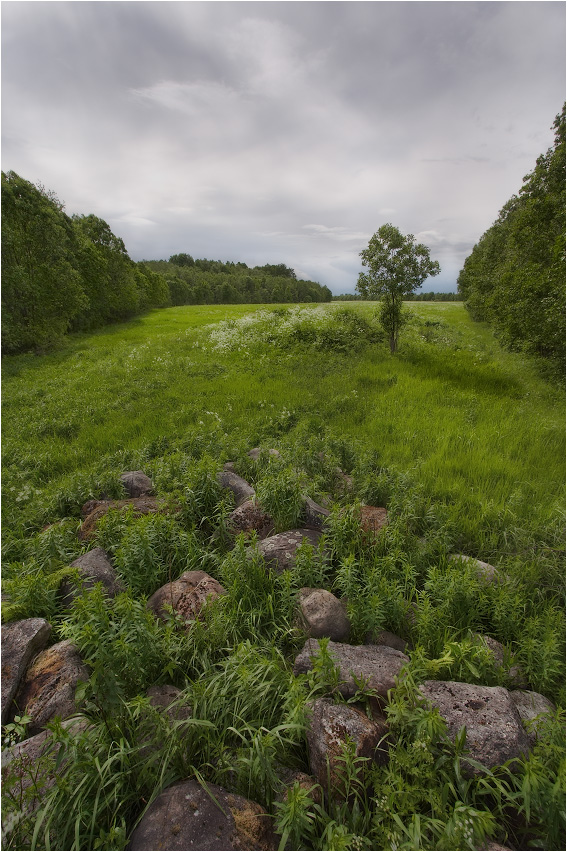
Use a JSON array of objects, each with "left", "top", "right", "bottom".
[
  {"left": 1, "top": 172, "right": 331, "bottom": 354},
  {"left": 332, "top": 291, "right": 461, "bottom": 302},
  {"left": 144, "top": 257, "right": 332, "bottom": 307},
  {"left": 457, "top": 105, "right": 565, "bottom": 375}
]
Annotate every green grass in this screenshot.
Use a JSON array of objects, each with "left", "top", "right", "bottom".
[
  {"left": 1, "top": 301, "right": 565, "bottom": 850},
  {"left": 2, "top": 302, "right": 563, "bottom": 556}
]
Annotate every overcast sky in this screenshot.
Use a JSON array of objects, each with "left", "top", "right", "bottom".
[{"left": 2, "top": 1, "right": 565, "bottom": 293}]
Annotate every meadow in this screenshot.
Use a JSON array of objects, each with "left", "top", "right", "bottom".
[{"left": 1, "top": 301, "right": 565, "bottom": 850}]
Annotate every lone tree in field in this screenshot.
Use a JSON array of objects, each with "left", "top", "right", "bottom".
[{"left": 357, "top": 223, "right": 440, "bottom": 352}]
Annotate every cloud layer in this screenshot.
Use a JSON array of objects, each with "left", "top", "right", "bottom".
[{"left": 2, "top": 1, "right": 565, "bottom": 293}]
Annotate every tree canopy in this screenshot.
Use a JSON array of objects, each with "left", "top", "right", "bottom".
[
  {"left": 356, "top": 223, "right": 440, "bottom": 351},
  {"left": 457, "top": 105, "right": 565, "bottom": 375}
]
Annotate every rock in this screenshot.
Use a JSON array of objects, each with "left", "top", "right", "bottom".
[
  {"left": 126, "top": 778, "right": 275, "bottom": 851},
  {"left": 275, "top": 769, "right": 322, "bottom": 806},
  {"left": 120, "top": 470, "right": 154, "bottom": 498},
  {"left": 509, "top": 690, "right": 556, "bottom": 746},
  {"left": 1, "top": 716, "right": 90, "bottom": 822},
  {"left": 1, "top": 618, "right": 52, "bottom": 725},
  {"left": 248, "top": 447, "right": 280, "bottom": 461},
  {"left": 305, "top": 698, "right": 389, "bottom": 789},
  {"left": 473, "top": 634, "right": 527, "bottom": 688},
  {"left": 358, "top": 505, "right": 388, "bottom": 536},
  {"left": 450, "top": 554, "right": 505, "bottom": 586},
  {"left": 146, "top": 685, "right": 192, "bottom": 724},
  {"left": 227, "top": 499, "right": 274, "bottom": 541},
  {"left": 293, "top": 639, "right": 409, "bottom": 699},
  {"left": 298, "top": 589, "right": 350, "bottom": 642},
  {"left": 365, "top": 630, "right": 409, "bottom": 654},
  {"left": 79, "top": 496, "right": 163, "bottom": 541},
  {"left": 257, "top": 530, "right": 323, "bottom": 575},
  {"left": 419, "top": 681, "right": 531, "bottom": 775},
  {"left": 217, "top": 470, "right": 256, "bottom": 508},
  {"left": 59, "top": 547, "right": 125, "bottom": 608},
  {"left": 14, "top": 640, "right": 89, "bottom": 735},
  {"left": 147, "top": 570, "right": 226, "bottom": 625},
  {"left": 300, "top": 497, "right": 331, "bottom": 531},
  {"left": 223, "top": 461, "right": 237, "bottom": 472}
]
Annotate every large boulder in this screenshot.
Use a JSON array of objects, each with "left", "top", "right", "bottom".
[
  {"left": 1, "top": 618, "right": 52, "bottom": 724},
  {"left": 298, "top": 589, "right": 350, "bottom": 642},
  {"left": 120, "top": 470, "right": 154, "bottom": 498},
  {"left": 358, "top": 505, "right": 388, "bottom": 536},
  {"left": 59, "top": 547, "right": 125, "bottom": 608},
  {"left": 293, "top": 639, "right": 409, "bottom": 699},
  {"left": 365, "top": 629, "right": 409, "bottom": 654},
  {"left": 79, "top": 497, "right": 163, "bottom": 541},
  {"left": 256, "top": 530, "right": 323, "bottom": 575},
  {"left": 419, "top": 681, "right": 531, "bottom": 775},
  {"left": 306, "top": 698, "right": 389, "bottom": 789},
  {"left": 126, "top": 778, "right": 275, "bottom": 851},
  {"left": 146, "top": 685, "right": 192, "bottom": 725},
  {"left": 1, "top": 716, "right": 90, "bottom": 827},
  {"left": 509, "top": 690, "right": 556, "bottom": 746},
  {"left": 450, "top": 554, "right": 506, "bottom": 586},
  {"left": 227, "top": 499, "right": 274, "bottom": 541},
  {"left": 217, "top": 471, "right": 255, "bottom": 508},
  {"left": 472, "top": 634, "right": 527, "bottom": 688},
  {"left": 247, "top": 447, "right": 280, "bottom": 462},
  {"left": 147, "top": 570, "right": 226, "bottom": 625},
  {"left": 300, "top": 497, "right": 330, "bottom": 531},
  {"left": 13, "top": 640, "right": 89, "bottom": 735}
]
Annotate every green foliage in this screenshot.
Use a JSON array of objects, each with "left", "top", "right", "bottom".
[
  {"left": 458, "top": 105, "right": 566, "bottom": 374},
  {"left": 1, "top": 172, "right": 87, "bottom": 352},
  {"left": 357, "top": 223, "right": 440, "bottom": 352}
]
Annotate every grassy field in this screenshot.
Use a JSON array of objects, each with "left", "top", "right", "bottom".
[{"left": 2, "top": 301, "right": 565, "bottom": 850}]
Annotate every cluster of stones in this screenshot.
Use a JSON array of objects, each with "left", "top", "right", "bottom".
[{"left": 1, "top": 458, "right": 556, "bottom": 851}]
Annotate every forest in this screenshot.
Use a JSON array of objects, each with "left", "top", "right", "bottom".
[
  {"left": 457, "top": 105, "right": 565, "bottom": 376},
  {"left": 0, "top": 172, "right": 331, "bottom": 355}
]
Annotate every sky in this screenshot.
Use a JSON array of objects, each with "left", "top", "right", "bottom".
[{"left": 2, "top": 1, "right": 565, "bottom": 294}]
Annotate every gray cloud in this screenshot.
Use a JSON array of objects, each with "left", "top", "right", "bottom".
[{"left": 2, "top": 1, "right": 565, "bottom": 293}]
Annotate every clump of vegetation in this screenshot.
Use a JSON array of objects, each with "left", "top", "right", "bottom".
[{"left": 458, "top": 104, "right": 565, "bottom": 375}]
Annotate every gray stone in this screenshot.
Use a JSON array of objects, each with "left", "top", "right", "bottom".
[
  {"left": 419, "top": 681, "right": 531, "bottom": 775},
  {"left": 293, "top": 639, "right": 409, "bottom": 699},
  {"left": 300, "top": 497, "right": 331, "bottom": 531},
  {"left": 306, "top": 698, "right": 389, "bottom": 789},
  {"left": 509, "top": 690, "right": 556, "bottom": 746},
  {"left": 79, "top": 496, "right": 164, "bottom": 541},
  {"left": 217, "top": 470, "right": 256, "bottom": 507},
  {"left": 365, "top": 630, "right": 409, "bottom": 654},
  {"left": 1, "top": 618, "right": 52, "bottom": 724},
  {"left": 298, "top": 589, "right": 350, "bottom": 642},
  {"left": 227, "top": 499, "right": 274, "bottom": 541},
  {"left": 147, "top": 570, "right": 226, "bottom": 625},
  {"left": 1, "top": 717, "right": 89, "bottom": 823},
  {"left": 358, "top": 505, "right": 388, "bottom": 536},
  {"left": 146, "top": 685, "right": 192, "bottom": 724},
  {"left": 257, "top": 529, "right": 323, "bottom": 575},
  {"left": 450, "top": 554, "right": 505, "bottom": 586},
  {"left": 126, "top": 778, "right": 275, "bottom": 851},
  {"left": 120, "top": 470, "right": 154, "bottom": 498},
  {"left": 473, "top": 634, "right": 527, "bottom": 688},
  {"left": 248, "top": 447, "right": 280, "bottom": 461},
  {"left": 14, "top": 640, "right": 89, "bottom": 735},
  {"left": 59, "top": 547, "right": 125, "bottom": 608}
]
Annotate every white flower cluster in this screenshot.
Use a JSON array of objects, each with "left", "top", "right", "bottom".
[{"left": 206, "top": 305, "right": 338, "bottom": 353}]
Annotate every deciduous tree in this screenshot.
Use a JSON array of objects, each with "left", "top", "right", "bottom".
[{"left": 356, "top": 223, "right": 440, "bottom": 352}]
